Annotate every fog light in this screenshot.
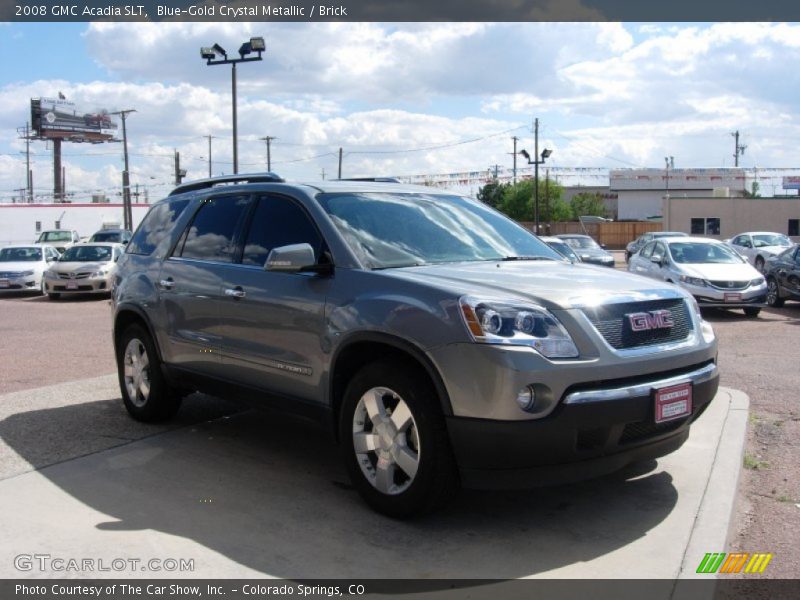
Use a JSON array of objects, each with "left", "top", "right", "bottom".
[{"left": 515, "top": 386, "right": 536, "bottom": 411}]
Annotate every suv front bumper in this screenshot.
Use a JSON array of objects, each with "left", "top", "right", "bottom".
[{"left": 446, "top": 362, "right": 719, "bottom": 489}]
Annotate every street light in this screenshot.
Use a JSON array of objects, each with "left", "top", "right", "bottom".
[
  {"left": 201, "top": 36, "right": 265, "bottom": 174},
  {"left": 519, "top": 146, "right": 552, "bottom": 235}
]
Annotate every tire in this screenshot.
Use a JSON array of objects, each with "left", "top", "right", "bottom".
[
  {"left": 625, "top": 252, "right": 631, "bottom": 263},
  {"left": 339, "top": 359, "right": 458, "bottom": 518},
  {"left": 755, "top": 256, "right": 765, "bottom": 272},
  {"left": 117, "top": 324, "right": 181, "bottom": 422},
  {"left": 48, "top": 292, "right": 61, "bottom": 300},
  {"left": 743, "top": 307, "right": 761, "bottom": 317},
  {"left": 766, "top": 278, "right": 785, "bottom": 308},
  {"left": 39, "top": 278, "right": 46, "bottom": 296}
]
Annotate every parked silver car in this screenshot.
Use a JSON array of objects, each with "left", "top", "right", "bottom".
[
  {"left": 625, "top": 231, "right": 686, "bottom": 263},
  {"left": 112, "top": 174, "right": 719, "bottom": 517},
  {"left": 725, "top": 231, "right": 793, "bottom": 272},
  {"left": 0, "top": 244, "right": 60, "bottom": 294},
  {"left": 44, "top": 242, "right": 124, "bottom": 300},
  {"left": 555, "top": 234, "right": 615, "bottom": 267},
  {"left": 628, "top": 236, "right": 766, "bottom": 316}
]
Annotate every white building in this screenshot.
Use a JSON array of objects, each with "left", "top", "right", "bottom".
[
  {"left": 611, "top": 168, "right": 748, "bottom": 221},
  {"left": 0, "top": 202, "right": 151, "bottom": 246}
]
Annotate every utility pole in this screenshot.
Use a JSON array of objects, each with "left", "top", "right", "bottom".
[
  {"left": 338, "top": 147, "right": 343, "bottom": 179},
  {"left": 490, "top": 164, "right": 500, "bottom": 179},
  {"left": 731, "top": 130, "right": 746, "bottom": 167},
  {"left": 204, "top": 135, "right": 215, "bottom": 177},
  {"left": 321, "top": 168, "right": 326, "bottom": 180},
  {"left": 534, "top": 118, "right": 539, "bottom": 233},
  {"left": 665, "top": 156, "right": 674, "bottom": 197},
  {"left": 174, "top": 150, "right": 185, "bottom": 185},
  {"left": 259, "top": 136, "right": 276, "bottom": 171},
  {"left": 511, "top": 136, "right": 519, "bottom": 183},
  {"left": 544, "top": 168, "right": 550, "bottom": 233},
  {"left": 17, "top": 122, "right": 33, "bottom": 203},
  {"left": 111, "top": 109, "right": 136, "bottom": 230}
]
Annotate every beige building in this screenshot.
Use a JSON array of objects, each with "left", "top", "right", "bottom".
[{"left": 662, "top": 196, "right": 800, "bottom": 240}]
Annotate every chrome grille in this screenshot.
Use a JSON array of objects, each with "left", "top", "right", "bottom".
[
  {"left": 58, "top": 272, "right": 91, "bottom": 280},
  {"left": 581, "top": 298, "right": 693, "bottom": 350},
  {"left": 708, "top": 280, "right": 749, "bottom": 290}
]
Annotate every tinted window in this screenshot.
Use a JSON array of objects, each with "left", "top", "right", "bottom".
[
  {"left": 0, "top": 247, "right": 41, "bottom": 262},
  {"left": 128, "top": 198, "right": 190, "bottom": 255},
  {"left": 60, "top": 245, "right": 113, "bottom": 262},
  {"left": 690, "top": 219, "right": 705, "bottom": 235},
  {"left": 176, "top": 195, "right": 251, "bottom": 263},
  {"left": 241, "top": 195, "right": 323, "bottom": 267}
]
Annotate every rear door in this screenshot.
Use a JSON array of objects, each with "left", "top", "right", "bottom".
[
  {"left": 157, "top": 193, "right": 252, "bottom": 377},
  {"left": 217, "top": 193, "right": 332, "bottom": 402}
]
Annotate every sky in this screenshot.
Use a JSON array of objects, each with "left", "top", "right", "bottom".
[{"left": 1, "top": 21, "right": 800, "bottom": 202}]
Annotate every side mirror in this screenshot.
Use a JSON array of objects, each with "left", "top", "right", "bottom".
[
  {"left": 600, "top": 243, "right": 608, "bottom": 250},
  {"left": 651, "top": 255, "right": 664, "bottom": 266},
  {"left": 265, "top": 243, "right": 318, "bottom": 273}
]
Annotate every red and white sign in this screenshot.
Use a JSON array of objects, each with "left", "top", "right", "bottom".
[{"left": 655, "top": 382, "right": 692, "bottom": 423}]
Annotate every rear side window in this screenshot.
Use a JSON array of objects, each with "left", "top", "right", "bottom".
[
  {"left": 174, "top": 195, "right": 251, "bottom": 263},
  {"left": 640, "top": 242, "right": 655, "bottom": 259},
  {"left": 241, "top": 195, "right": 323, "bottom": 267},
  {"left": 127, "top": 198, "right": 190, "bottom": 255}
]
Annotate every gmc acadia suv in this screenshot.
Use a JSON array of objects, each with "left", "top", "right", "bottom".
[{"left": 111, "top": 173, "right": 719, "bottom": 517}]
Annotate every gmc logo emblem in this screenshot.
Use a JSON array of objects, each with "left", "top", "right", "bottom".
[{"left": 627, "top": 310, "right": 674, "bottom": 331}]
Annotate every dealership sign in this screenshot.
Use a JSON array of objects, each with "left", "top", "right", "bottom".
[
  {"left": 31, "top": 97, "right": 117, "bottom": 142},
  {"left": 783, "top": 176, "right": 800, "bottom": 190}
]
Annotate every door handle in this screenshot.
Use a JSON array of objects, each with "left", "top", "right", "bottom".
[
  {"left": 224, "top": 287, "right": 246, "bottom": 299},
  {"left": 159, "top": 278, "right": 175, "bottom": 290}
]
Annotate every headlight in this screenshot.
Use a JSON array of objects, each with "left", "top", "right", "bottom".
[
  {"left": 91, "top": 269, "right": 109, "bottom": 278},
  {"left": 459, "top": 296, "right": 579, "bottom": 358},
  {"left": 679, "top": 275, "right": 706, "bottom": 287},
  {"left": 19, "top": 270, "right": 34, "bottom": 277},
  {"left": 45, "top": 271, "right": 58, "bottom": 279},
  {"left": 750, "top": 277, "right": 765, "bottom": 287}
]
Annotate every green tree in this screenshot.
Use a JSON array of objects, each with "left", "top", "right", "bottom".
[
  {"left": 494, "top": 178, "right": 568, "bottom": 223},
  {"left": 477, "top": 180, "right": 508, "bottom": 209},
  {"left": 498, "top": 179, "right": 534, "bottom": 221},
  {"left": 569, "top": 192, "right": 608, "bottom": 220}
]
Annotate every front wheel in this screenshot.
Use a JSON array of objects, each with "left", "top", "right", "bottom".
[
  {"left": 743, "top": 307, "right": 761, "bottom": 317},
  {"left": 117, "top": 324, "right": 181, "bottom": 422},
  {"left": 766, "top": 278, "right": 784, "bottom": 308},
  {"left": 339, "top": 360, "right": 458, "bottom": 518}
]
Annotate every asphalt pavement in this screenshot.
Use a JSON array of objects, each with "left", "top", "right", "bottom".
[{"left": 0, "top": 373, "right": 748, "bottom": 580}]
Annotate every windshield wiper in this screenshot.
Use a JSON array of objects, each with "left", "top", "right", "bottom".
[{"left": 497, "top": 255, "right": 558, "bottom": 262}]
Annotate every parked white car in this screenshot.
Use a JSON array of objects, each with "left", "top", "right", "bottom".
[
  {"left": 0, "top": 244, "right": 61, "bottom": 294},
  {"left": 725, "top": 231, "right": 793, "bottom": 272},
  {"left": 44, "top": 242, "right": 124, "bottom": 300},
  {"left": 628, "top": 236, "right": 767, "bottom": 317},
  {"left": 34, "top": 229, "right": 81, "bottom": 254}
]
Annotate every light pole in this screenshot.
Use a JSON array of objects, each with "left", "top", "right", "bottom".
[
  {"left": 111, "top": 109, "right": 136, "bottom": 230},
  {"left": 201, "top": 37, "right": 265, "bottom": 175},
  {"left": 665, "top": 155, "right": 674, "bottom": 197},
  {"left": 519, "top": 118, "right": 552, "bottom": 234}
]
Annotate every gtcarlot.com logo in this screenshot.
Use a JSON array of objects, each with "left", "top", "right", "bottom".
[
  {"left": 696, "top": 552, "right": 773, "bottom": 574},
  {"left": 14, "top": 554, "right": 195, "bottom": 573}
]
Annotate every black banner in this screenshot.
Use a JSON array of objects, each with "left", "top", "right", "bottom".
[{"left": 4, "top": 0, "right": 800, "bottom": 22}]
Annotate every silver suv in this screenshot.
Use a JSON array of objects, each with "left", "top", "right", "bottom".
[{"left": 112, "top": 174, "right": 719, "bottom": 517}]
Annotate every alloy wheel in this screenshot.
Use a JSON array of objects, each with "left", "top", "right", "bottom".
[{"left": 123, "top": 338, "right": 151, "bottom": 407}]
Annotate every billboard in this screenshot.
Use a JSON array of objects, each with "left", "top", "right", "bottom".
[
  {"left": 31, "top": 97, "right": 118, "bottom": 142},
  {"left": 782, "top": 176, "right": 800, "bottom": 190}
]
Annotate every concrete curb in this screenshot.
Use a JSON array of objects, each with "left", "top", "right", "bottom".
[{"left": 677, "top": 387, "right": 750, "bottom": 581}]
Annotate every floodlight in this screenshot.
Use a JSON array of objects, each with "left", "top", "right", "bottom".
[
  {"left": 541, "top": 148, "right": 552, "bottom": 159},
  {"left": 250, "top": 37, "right": 266, "bottom": 52},
  {"left": 200, "top": 47, "right": 216, "bottom": 60},
  {"left": 519, "top": 149, "right": 530, "bottom": 160},
  {"left": 212, "top": 43, "right": 227, "bottom": 57}
]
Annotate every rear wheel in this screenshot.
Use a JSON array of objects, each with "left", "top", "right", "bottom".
[
  {"left": 117, "top": 324, "right": 181, "bottom": 422},
  {"left": 339, "top": 359, "right": 458, "bottom": 518},
  {"left": 743, "top": 307, "right": 761, "bottom": 317},
  {"left": 766, "top": 278, "right": 784, "bottom": 308}
]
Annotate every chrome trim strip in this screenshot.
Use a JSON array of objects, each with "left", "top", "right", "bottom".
[{"left": 563, "top": 362, "right": 718, "bottom": 405}]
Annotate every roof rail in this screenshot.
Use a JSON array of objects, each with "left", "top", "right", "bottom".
[
  {"left": 334, "top": 177, "right": 402, "bottom": 183},
  {"left": 169, "top": 172, "right": 284, "bottom": 196}
]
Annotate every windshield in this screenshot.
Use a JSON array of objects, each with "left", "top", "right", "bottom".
[
  {"left": 38, "top": 231, "right": 71, "bottom": 242},
  {"left": 317, "top": 192, "right": 561, "bottom": 269},
  {"left": 562, "top": 236, "right": 600, "bottom": 250},
  {"left": 59, "top": 245, "right": 112, "bottom": 262},
  {"left": 0, "top": 247, "right": 41, "bottom": 262},
  {"left": 669, "top": 242, "right": 743, "bottom": 264},
  {"left": 752, "top": 234, "right": 791, "bottom": 248},
  {"left": 545, "top": 240, "right": 578, "bottom": 261}
]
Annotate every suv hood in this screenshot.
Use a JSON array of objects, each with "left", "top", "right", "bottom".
[{"left": 387, "top": 261, "right": 683, "bottom": 309}]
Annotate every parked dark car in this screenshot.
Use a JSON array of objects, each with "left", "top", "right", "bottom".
[
  {"left": 89, "top": 228, "right": 132, "bottom": 244},
  {"left": 625, "top": 231, "right": 686, "bottom": 263},
  {"left": 555, "top": 234, "right": 615, "bottom": 267},
  {"left": 539, "top": 236, "right": 581, "bottom": 263},
  {"left": 764, "top": 244, "right": 800, "bottom": 307}
]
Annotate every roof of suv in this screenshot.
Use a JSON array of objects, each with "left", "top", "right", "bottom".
[{"left": 167, "top": 172, "right": 441, "bottom": 198}]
